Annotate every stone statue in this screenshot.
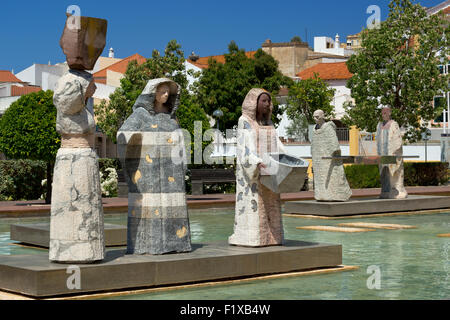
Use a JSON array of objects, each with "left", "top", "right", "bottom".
[
  {"left": 311, "top": 110, "right": 352, "bottom": 202},
  {"left": 376, "top": 106, "right": 407, "bottom": 199},
  {"left": 229, "top": 89, "right": 286, "bottom": 247},
  {"left": 117, "top": 78, "right": 192, "bottom": 255},
  {"left": 49, "top": 15, "right": 107, "bottom": 263}
]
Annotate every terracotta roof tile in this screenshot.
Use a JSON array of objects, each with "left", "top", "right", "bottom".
[
  {"left": 0, "top": 70, "right": 22, "bottom": 83},
  {"left": 187, "top": 51, "right": 257, "bottom": 69},
  {"left": 11, "top": 85, "right": 42, "bottom": 96},
  {"left": 93, "top": 53, "right": 146, "bottom": 81},
  {"left": 297, "top": 62, "right": 353, "bottom": 80}
]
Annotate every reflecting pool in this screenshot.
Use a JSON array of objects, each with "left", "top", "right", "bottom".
[{"left": 0, "top": 208, "right": 449, "bottom": 300}]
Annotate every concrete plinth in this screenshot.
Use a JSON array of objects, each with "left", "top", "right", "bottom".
[
  {"left": 0, "top": 240, "right": 341, "bottom": 298},
  {"left": 284, "top": 195, "right": 450, "bottom": 217},
  {"left": 10, "top": 223, "right": 126, "bottom": 248}
]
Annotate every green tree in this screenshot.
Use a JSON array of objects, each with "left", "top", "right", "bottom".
[
  {"left": 344, "top": 0, "right": 450, "bottom": 141},
  {"left": 193, "top": 41, "right": 293, "bottom": 132},
  {"left": 0, "top": 90, "right": 60, "bottom": 203},
  {"left": 284, "top": 74, "right": 336, "bottom": 124},
  {"left": 285, "top": 115, "right": 309, "bottom": 142},
  {"left": 291, "top": 36, "right": 302, "bottom": 42},
  {"left": 94, "top": 39, "right": 208, "bottom": 144}
]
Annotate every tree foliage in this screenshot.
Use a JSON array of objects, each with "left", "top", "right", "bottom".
[
  {"left": 0, "top": 90, "right": 59, "bottom": 203},
  {"left": 94, "top": 40, "right": 209, "bottom": 143},
  {"left": 344, "top": 0, "right": 450, "bottom": 141},
  {"left": 284, "top": 74, "right": 336, "bottom": 124},
  {"left": 285, "top": 114, "right": 309, "bottom": 142},
  {"left": 193, "top": 41, "right": 293, "bottom": 132},
  {"left": 0, "top": 90, "right": 59, "bottom": 161}
]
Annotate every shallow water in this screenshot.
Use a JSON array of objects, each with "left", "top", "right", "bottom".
[{"left": 0, "top": 208, "right": 449, "bottom": 300}]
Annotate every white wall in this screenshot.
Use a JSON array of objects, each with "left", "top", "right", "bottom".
[
  {"left": 284, "top": 144, "right": 350, "bottom": 158},
  {"left": 0, "top": 96, "right": 20, "bottom": 115},
  {"left": 403, "top": 145, "right": 441, "bottom": 161},
  {"left": 275, "top": 106, "right": 290, "bottom": 138},
  {"left": 16, "top": 64, "right": 68, "bottom": 91},
  {"left": 314, "top": 36, "right": 354, "bottom": 56},
  {"left": 93, "top": 83, "right": 117, "bottom": 100},
  {"left": 327, "top": 79, "right": 353, "bottom": 119},
  {"left": 15, "top": 65, "right": 35, "bottom": 85},
  {"left": 184, "top": 61, "right": 202, "bottom": 92}
]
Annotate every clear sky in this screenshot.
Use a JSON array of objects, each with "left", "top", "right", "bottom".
[{"left": 0, "top": 0, "right": 444, "bottom": 73}]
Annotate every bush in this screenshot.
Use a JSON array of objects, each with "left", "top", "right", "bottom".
[
  {"left": 0, "top": 160, "right": 46, "bottom": 201},
  {"left": 404, "top": 162, "right": 448, "bottom": 186},
  {"left": 98, "top": 158, "right": 121, "bottom": 173},
  {"left": 344, "top": 162, "right": 449, "bottom": 189},
  {"left": 344, "top": 164, "right": 381, "bottom": 189}
]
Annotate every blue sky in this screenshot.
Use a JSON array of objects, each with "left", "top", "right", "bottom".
[{"left": 0, "top": 0, "right": 444, "bottom": 73}]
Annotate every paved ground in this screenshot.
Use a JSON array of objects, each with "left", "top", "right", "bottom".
[{"left": 1, "top": 186, "right": 450, "bottom": 218}]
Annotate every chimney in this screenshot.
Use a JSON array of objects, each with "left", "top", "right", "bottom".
[
  {"left": 11, "top": 68, "right": 14, "bottom": 74},
  {"left": 188, "top": 51, "right": 199, "bottom": 62},
  {"left": 335, "top": 34, "right": 340, "bottom": 48},
  {"left": 109, "top": 48, "right": 115, "bottom": 58}
]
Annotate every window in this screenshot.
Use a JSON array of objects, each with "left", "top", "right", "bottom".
[{"left": 434, "top": 96, "right": 446, "bottom": 122}]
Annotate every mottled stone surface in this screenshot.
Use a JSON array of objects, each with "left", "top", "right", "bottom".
[
  {"left": 311, "top": 121, "right": 352, "bottom": 202},
  {"left": 49, "top": 148, "right": 104, "bottom": 262},
  {"left": 117, "top": 78, "right": 191, "bottom": 255},
  {"left": 49, "top": 70, "right": 105, "bottom": 263},
  {"left": 376, "top": 120, "right": 407, "bottom": 199},
  {"left": 229, "top": 89, "right": 286, "bottom": 247},
  {"left": 60, "top": 16, "right": 107, "bottom": 70}
]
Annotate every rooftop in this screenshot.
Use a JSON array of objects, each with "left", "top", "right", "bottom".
[
  {"left": 93, "top": 54, "right": 147, "bottom": 84},
  {"left": 297, "top": 62, "right": 353, "bottom": 80},
  {"left": 0, "top": 71, "right": 23, "bottom": 83},
  {"left": 187, "top": 51, "right": 257, "bottom": 69}
]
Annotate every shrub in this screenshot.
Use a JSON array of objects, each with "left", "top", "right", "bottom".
[
  {"left": 404, "top": 162, "right": 448, "bottom": 186},
  {"left": 0, "top": 160, "right": 46, "bottom": 201},
  {"left": 344, "top": 162, "right": 448, "bottom": 189},
  {"left": 100, "top": 167, "right": 118, "bottom": 197},
  {"left": 344, "top": 164, "right": 381, "bottom": 189}
]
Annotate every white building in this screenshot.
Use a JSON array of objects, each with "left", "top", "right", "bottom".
[
  {"left": 15, "top": 63, "right": 68, "bottom": 91},
  {"left": 0, "top": 70, "right": 41, "bottom": 116},
  {"left": 313, "top": 34, "right": 354, "bottom": 57}
]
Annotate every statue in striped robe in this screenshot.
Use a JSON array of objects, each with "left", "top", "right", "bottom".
[{"left": 117, "top": 78, "right": 192, "bottom": 255}]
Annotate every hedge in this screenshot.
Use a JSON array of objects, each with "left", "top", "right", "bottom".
[
  {"left": 0, "top": 158, "right": 123, "bottom": 201},
  {"left": 0, "top": 160, "right": 47, "bottom": 201},
  {"left": 344, "top": 162, "right": 448, "bottom": 189},
  {"left": 1, "top": 159, "right": 448, "bottom": 201}
]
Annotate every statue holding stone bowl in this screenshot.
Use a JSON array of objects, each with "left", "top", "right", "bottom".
[
  {"left": 311, "top": 109, "right": 352, "bottom": 202},
  {"left": 117, "top": 78, "right": 192, "bottom": 255},
  {"left": 376, "top": 106, "right": 407, "bottom": 199},
  {"left": 229, "top": 89, "right": 308, "bottom": 247}
]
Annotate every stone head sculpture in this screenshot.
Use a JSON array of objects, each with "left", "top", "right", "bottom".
[
  {"left": 313, "top": 109, "right": 325, "bottom": 126},
  {"left": 60, "top": 14, "right": 108, "bottom": 70},
  {"left": 381, "top": 106, "right": 392, "bottom": 122}
]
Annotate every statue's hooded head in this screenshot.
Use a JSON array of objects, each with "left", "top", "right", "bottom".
[
  {"left": 132, "top": 78, "right": 180, "bottom": 118},
  {"left": 241, "top": 88, "right": 273, "bottom": 126}
]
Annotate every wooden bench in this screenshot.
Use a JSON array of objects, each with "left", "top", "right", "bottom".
[{"left": 190, "top": 168, "right": 236, "bottom": 195}]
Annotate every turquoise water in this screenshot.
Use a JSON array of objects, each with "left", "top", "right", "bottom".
[{"left": 0, "top": 208, "right": 449, "bottom": 300}]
